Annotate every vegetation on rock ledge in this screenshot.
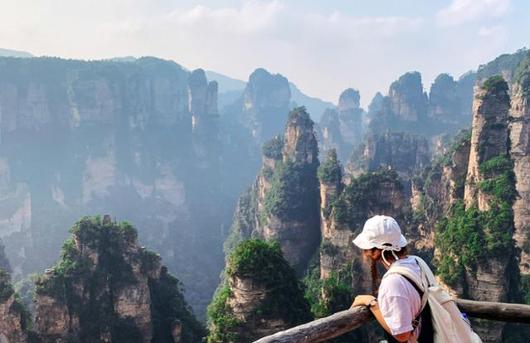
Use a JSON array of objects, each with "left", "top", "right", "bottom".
[
  {"left": 435, "top": 154, "right": 516, "bottom": 287},
  {"left": 207, "top": 239, "right": 312, "bottom": 342},
  {"left": 35, "top": 216, "right": 204, "bottom": 343}
]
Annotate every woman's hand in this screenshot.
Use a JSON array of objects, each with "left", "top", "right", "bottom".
[{"left": 351, "top": 295, "right": 376, "bottom": 308}]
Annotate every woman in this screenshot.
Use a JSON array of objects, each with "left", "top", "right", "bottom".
[{"left": 350, "top": 215, "right": 432, "bottom": 343}]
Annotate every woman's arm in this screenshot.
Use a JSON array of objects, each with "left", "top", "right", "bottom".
[{"left": 352, "top": 295, "right": 413, "bottom": 342}]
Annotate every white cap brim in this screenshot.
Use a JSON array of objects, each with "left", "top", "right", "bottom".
[
  {"left": 353, "top": 232, "right": 408, "bottom": 250},
  {"left": 352, "top": 232, "right": 374, "bottom": 250}
]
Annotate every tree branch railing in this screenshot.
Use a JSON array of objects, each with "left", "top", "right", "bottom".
[{"left": 254, "top": 299, "right": 530, "bottom": 343}]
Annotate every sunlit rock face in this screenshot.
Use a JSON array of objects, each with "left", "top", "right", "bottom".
[
  {"left": 510, "top": 69, "right": 530, "bottom": 275},
  {"left": 464, "top": 83, "right": 511, "bottom": 211},
  {"left": 228, "top": 107, "right": 320, "bottom": 274},
  {"left": 0, "top": 57, "right": 226, "bottom": 316},
  {"left": 419, "top": 76, "right": 520, "bottom": 342}
]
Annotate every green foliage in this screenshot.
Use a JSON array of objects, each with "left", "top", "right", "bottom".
[
  {"left": 34, "top": 216, "right": 202, "bottom": 342},
  {"left": 330, "top": 170, "right": 402, "bottom": 230},
  {"left": 482, "top": 75, "right": 508, "bottom": 93},
  {"left": 208, "top": 240, "right": 312, "bottom": 342},
  {"left": 207, "top": 285, "right": 241, "bottom": 343},
  {"left": 435, "top": 154, "right": 517, "bottom": 286},
  {"left": 263, "top": 159, "right": 319, "bottom": 221},
  {"left": 150, "top": 267, "right": 206, "bottom": 343},
  {"left": 287, "top": 106, "right": 311, "bottom": 124},
  {"left": 262, "top": 135, "right": 284, "bottom": 160},
  {"left": 477, "top": 48, "right": 528, "bottom": 81},
  {"left": 478, "top": 155, "right": 516, "bottom": 202},
  {"left": 318, "top": 149, "right": 342, "bottom": 185},
  {"left": 514, "top": 53, "right": 530, "bottom": 95},
  {"left": 141, "top": 250, "right": 161, "bottom": 274},
  {"left": 437, "top": 130, "right": 471, "bottom": 167},
  {"left": 0, "top": 268, "right": 14, "bottom": 301},
  {"left": 303, "top": 263, "right": 354, "bottom": 318},
  {"left": 0, "top": 269, "right": 32, "bottom": 332}
]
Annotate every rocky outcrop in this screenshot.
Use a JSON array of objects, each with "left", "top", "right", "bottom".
[
  {"left": 319, "top": 89, "right": 364, "bottom": 162},
  {"left": 510, "top": 63, "right": 530, "bottom": 274},
  {"left": 207, "top": 240, "right": 311, "bottom": 343},
  {"left": 423, "top": 77, "right": 517, "bottom": 342},
  {"left": 338, "top": 88, "right": 363, "bottom": 148},
  {"left": 240, "top": 68, "right": 291, "bottom": 143},
  {"left": 348, "top": 131, "right": 430, "bottom": 192},
  {"left": 0, "top": 270, "right": 28, "bottom": 343},
  {"left": 429, "top": 74, "right": 461, "bottom": 122},
  {"left": 34, "top": 216, "right": 204, "bottom": 343},
  {"left": 464, "top": 78, "right": 511, "bottom": 211},
  {"left": 416, "top": 132, "right": 471, "bottom": 219},
  {"left": 318, "top": 108, "right": 342, "bottom": 157},
  {"left": 228, "top": 107, "right": 320, "bottom": 273},
  {"left": 387, "top": 71, "right": 428, "bottom": 122},
  {"left": 476, "top": 48, "right": 529, "bottom": 85},
  {"left": 0, "top": 57, "right": 228, "bottom": 317},
  {"left": 366, "top": 70, "right": 475, "bottom": 139},
  {"left": 319, "top": 168, "right": 408, "bottom": 284}
]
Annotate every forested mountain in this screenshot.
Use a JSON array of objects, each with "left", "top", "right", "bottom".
[{"left": 0, "top": 47, "right": 528, "bottom": 343}]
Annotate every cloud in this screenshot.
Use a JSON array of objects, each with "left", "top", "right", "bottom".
[
  {"left": 437, "top": 0, "right": 510, "bottom": 26},
  {"left": 0, "top": 0, "right": 520, "bottom": 107}
]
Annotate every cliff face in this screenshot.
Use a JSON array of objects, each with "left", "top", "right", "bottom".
[
  {"left": 510, "top": 63, "right": 530, "bottom": 274},
  {"left": 307, "top": 154, "right": 412, "bottom": 329},
  {"left": 387, "top": 72, "right": 428, "bottom": 122},
  {"left": 419, "top": 77, "right": 518, "bottom": 342},
  {"left": 34, "top": 216, "right": 204, "bottom": 343},
  {"left": 319, "top": 89, "right": 364, "bottom": 162},
  {"left": 338, "top": 89, "right": 363, "bottom": 148},
  {"left": 0, "top": 269, "right": 28, "bottom": 343},
  {"left": 366, "top": 71, "right": 474, "bottom": 138},
  {"left": 319, "top": 169, "right": 407, "bottom": 282},
  {"left": 208, "top": 240, "right": 312, "bottom": 343},
  {"left": 228, "top": 107, "right": 320, "bottom": 273},
  {"left": 415, "top": 132, "right": 471, "bottom": 231},
  {"left": 348, "top": 132, "right": 430, "bottom": 186},
  {"left": 0, "top": 57, "right": 227, "bottom": 316},
  {"left": 464, "top": 78, "right": 511, "bottom": 211},
  {"left": 318, "top": 108, "right": 343, "bottom": 156},
  {"left": 240, "top": 68, "right": 291, "bottom": 143},
  {"left": 428, "top": 74, "right": 462, "bottom": 123}
]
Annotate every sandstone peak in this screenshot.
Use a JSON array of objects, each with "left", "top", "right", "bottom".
[
  {"left": 207, "top": 239, "right": 311, "bottom": 342},
  {"left": 283, "top": 107, "right": 318, "bottom": 165},
  {"left": 368, "top": 92, "right": 385, "bottom": 114},
  {"left": 34, "top": 216, "right": 205, "bottom": 343},
  {"left": 338, "top": 88, "right": 360, "bottom": 111}
]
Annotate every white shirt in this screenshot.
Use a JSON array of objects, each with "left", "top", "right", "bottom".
[{"left": 377, "top": 256, "right": 422, "bottom": 337}]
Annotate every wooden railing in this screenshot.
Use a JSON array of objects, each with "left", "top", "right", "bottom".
[{"left": 254, "top": 299, "right": 530, "bottom": 343}]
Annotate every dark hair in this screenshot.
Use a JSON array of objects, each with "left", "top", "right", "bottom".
[{"left": 369, "top": 246, "right": 408, "bottom": 294}]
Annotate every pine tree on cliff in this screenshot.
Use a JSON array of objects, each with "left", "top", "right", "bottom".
[{"left": 207, "top": 239, "right": 312, "bottom": 342}]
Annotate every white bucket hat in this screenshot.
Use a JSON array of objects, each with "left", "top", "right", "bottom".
[{"left": 352, "top": 215, "right": 407, "bottom": 251}]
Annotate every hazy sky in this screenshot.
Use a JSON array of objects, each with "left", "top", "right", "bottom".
[{"left": 1, "top": 0, "right": 529, "bottom": 107}]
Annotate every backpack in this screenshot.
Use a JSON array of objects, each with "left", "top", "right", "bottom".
[{"left": 385, "top": 255, "right": 482, "bottom": 343}]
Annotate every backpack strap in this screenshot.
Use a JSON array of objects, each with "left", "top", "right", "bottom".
[
  {"left": 385, "top": 263, "right": 430, "bottom": 330},
  {"left": 399, "top": 274, "right": 425, "bottom": 330},
  {"left": 385, "top": 265, "right": 429, "bottom": 311}
]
